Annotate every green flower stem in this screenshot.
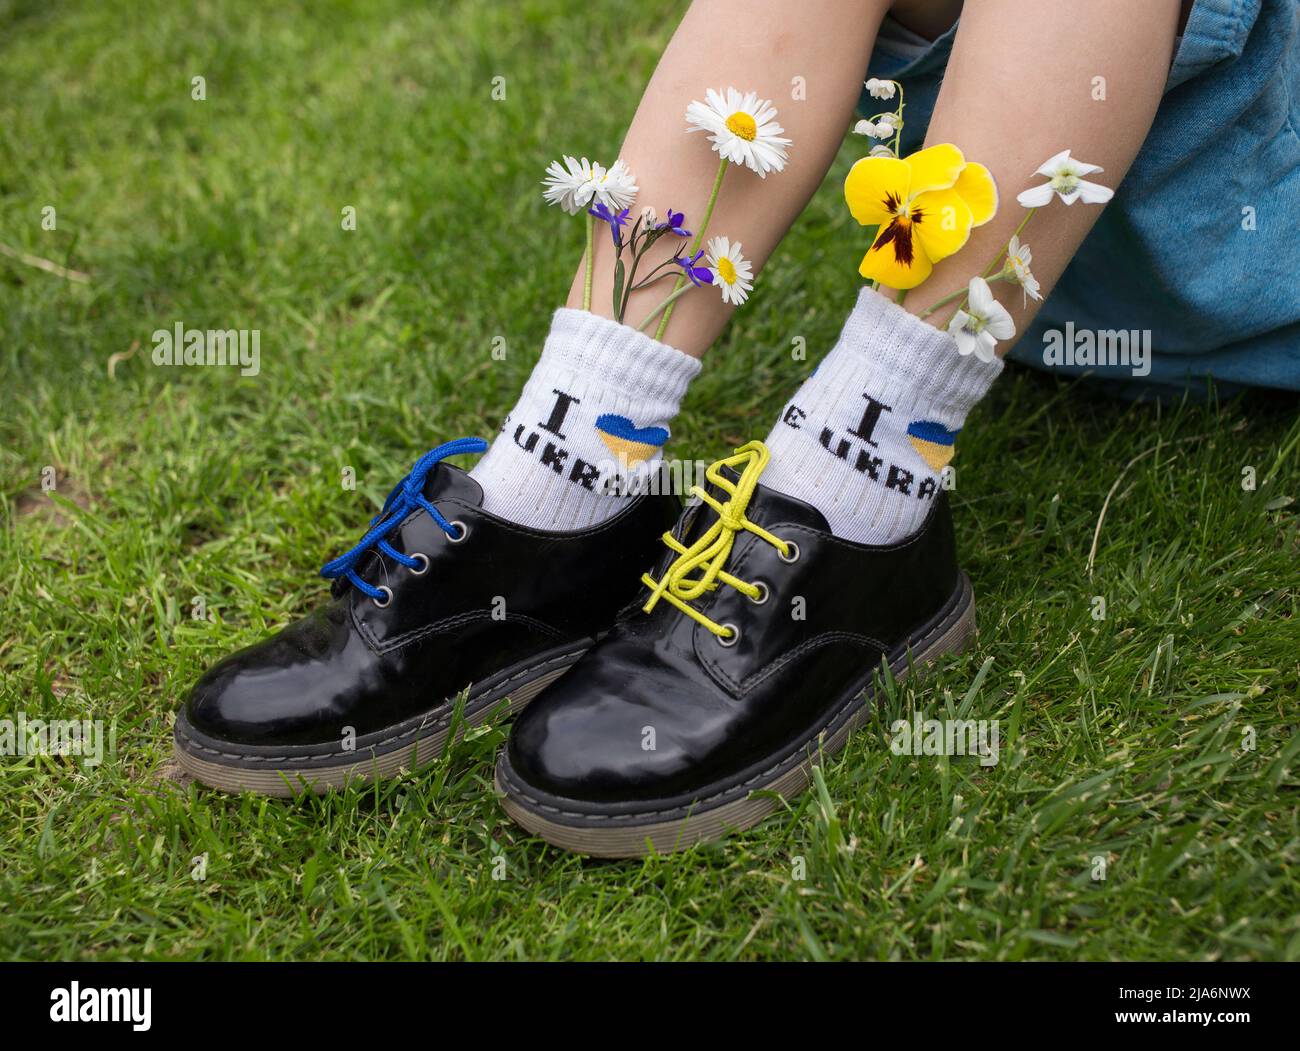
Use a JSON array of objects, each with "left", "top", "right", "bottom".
[
  {"left": 892, "top": 84, "right": 905, "bottom": 156},
  {"left": 582, "top": 213, "right": 595, "bottom": 312},
  {"left": 917, "top": 208, "right": 1037, "bottom": 321},
  {"left": 618, "top": 223, "right": 648, "bottom": 322},
  {"left": 917, "top": 286, "right": 968, "bottom": 320},
  {"left": 630, "top": 265, "right": 680, "bottom": 291},
  {"left": 653, "top": 157, "right": 727, "bottom": 342},
  {"left": 917, "top": 273, "right": 1010, "bottom": 321},
  {"left": 620, "top": 224, "right": 675, "bottom": 316},
  {"left": 637, "top": 282, "right": 696, "bottom": 333}
]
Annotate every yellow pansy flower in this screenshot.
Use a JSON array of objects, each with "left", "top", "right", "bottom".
[{"left": 843, "top": 143, "right": 997, "bottom": 289}]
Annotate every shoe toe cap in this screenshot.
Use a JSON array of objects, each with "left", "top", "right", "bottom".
[
  {"left": 506, "top": 642, "right": 721, "bottom": 805},
  {"left": 181, "top": 605, "right": 359, "bottom": 747},
  {"left": 183, "top": 646, "right": 302, "bottom": 745}
]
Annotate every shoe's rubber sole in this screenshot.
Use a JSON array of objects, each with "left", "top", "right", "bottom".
[
  {"left": 496, "top": 573, "right": 976, "bottom": 858},
  {"left": 174, "top": 648, "right": 584, "bottom": 797}
]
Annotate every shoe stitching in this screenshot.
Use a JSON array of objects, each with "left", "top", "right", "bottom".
[
  {"left": 709, "top": 632, "right": 888, "bottom": 696},
  {"left": 176, "top": 650, "right": 580, "bottom": 765},
  {"left": 357, "top": 607, "right": 564, "bottom": 656}
]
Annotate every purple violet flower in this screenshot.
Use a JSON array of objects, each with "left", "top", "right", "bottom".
[
  {"left": 676, "top": 250, "right": 713, "bottom": 287},
  {"left": 589, "top": 203, "right": 631, "bottom": 245},
  {"left": 656, "top": 209, "right": 691, "bottom": 237}
]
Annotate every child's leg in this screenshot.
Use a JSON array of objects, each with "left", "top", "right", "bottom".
[
  {"left": 497, "top": 1, "right": 1190, "bottom": 854},
  {"left": 760, "top": 0, "right": 1182, "bottom": 546},
  {"left": 473, "top": 0, "right": 890, "bottom": 529},
  {"left": 902, "top": 0, "right": 1183, "bottom": 342},
  {"left": 567, "top": 0, "right": 892, "bottom": 358}
]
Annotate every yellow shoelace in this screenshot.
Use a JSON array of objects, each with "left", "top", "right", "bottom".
[{"left": 641, "top": 440, "right": 793, "bottom": 639}]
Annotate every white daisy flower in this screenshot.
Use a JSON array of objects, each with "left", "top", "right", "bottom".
[
  {"left": 1016, "top": 149, "right": 1115, "bottom": 207},
  {"left": 865, "top": 77, "right": 897, "bottom": 100},
  {"left": 705, "top": 236, "right": 754, "bottom": 306},
  {"left": 1003, "top": 235, "right": 1042, "bottom": 304},
  {"left": 948, "top": 277, "right": 1015, "bottom": 363},
  {"left": 685, "top": 87, "right": 791, "bottom": 178},
  {"left": 590, "top": 158, "right": 638, "bottom": 210},
  {"left": 541, "top": 157, "right": 637, "bottom": 215},
  {"left": 541, "top": 155, "right": 594, "bottom": 215}
]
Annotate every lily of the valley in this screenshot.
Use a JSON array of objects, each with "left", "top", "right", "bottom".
[
  {"left": 1016, "top": 149, "right": 1114, "bottom": 207},
  {"left": 865, "top": 77, "right": 897, "bottom": 100},
  {"left": 853, "top": 119, "right": 891, "bottom": 139},
  {"left": 948, "top": 277, "right": 1015, "bottom": 362},
  {"left": 844, "top": 143, "right": 998, "bottom": 289},
  {"left": 855, "top": 114, "right": 900, "bottom": 140}
]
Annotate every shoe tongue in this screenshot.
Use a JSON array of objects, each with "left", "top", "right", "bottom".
[
  {"left": 420, "top": 461, "right": 484, "bottom": 508},
  {"left": 679, "top": 464, "right": 830, "bottom": 542}
]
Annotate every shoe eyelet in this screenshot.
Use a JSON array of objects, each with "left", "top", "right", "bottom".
[
  {"left": 717, "top": 624, "right": 740, "bottom": 647},
  {"left": 749, "top": 581, "right": 770, "bottom": 605},
  {"left": 446, "top": 520, "right": 469, "bottom": 544},
  {"left": 778, "top": 539, "right": 800, "bottom": 564},
  {"left": 407, "top": 552, "right": 430, "bottom": 576},
  {"left": 373, "top": 585, "right": 394, "bottom": 608}
]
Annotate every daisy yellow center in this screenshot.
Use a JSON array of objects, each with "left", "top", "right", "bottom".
[
  {"left": 717, "top": 256, "right": 738, "bottom": 284},
  {"left": 724, "top": 111, "right": 757, "bottom": 142}
]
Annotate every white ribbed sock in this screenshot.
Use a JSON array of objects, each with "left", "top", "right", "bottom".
[
  {"left": 470, "top": 309, "right": 701, "bottom": 530},
  {"left": 761, "top": 286, "right": 1003, "bottom": 545}
]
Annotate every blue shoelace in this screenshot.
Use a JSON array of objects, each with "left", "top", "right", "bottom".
[{"left": 320, "top": 437, "right": 487, "bottom": 601}]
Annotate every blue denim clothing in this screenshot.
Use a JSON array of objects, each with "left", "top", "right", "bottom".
[{"left": 863, "top": 0, "right": 1300, "bottom": 396}]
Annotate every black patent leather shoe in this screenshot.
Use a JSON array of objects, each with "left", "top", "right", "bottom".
[
  {"left": 496, "top": 440, "right": 975, "bottom": 856},
  {"left": 174, "top": 438, "right": 679, "bottom": 795}
]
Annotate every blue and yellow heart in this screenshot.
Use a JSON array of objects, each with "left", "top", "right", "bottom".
[
  {"left": 906, "top": 420, "right": 959, "bottom": 471},
  {"left": 595, "top": 414, "right": 669, "bottom": 467}
]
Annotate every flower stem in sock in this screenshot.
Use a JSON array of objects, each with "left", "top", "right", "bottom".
[
  {"left": 980, "top": 209, "right": 1036, "bottom": 278},
  {"left": 653, "top": 157, "right": 727, "bottom": 341},
  {"left": 917, "top": 209, "right": 1038, "bottom": 322},
  {"left": 582, "top": 213, "right": 595, "bottom": 311},
  {"left": 637, "top": 282, "right": 695, "bottom": 333}
]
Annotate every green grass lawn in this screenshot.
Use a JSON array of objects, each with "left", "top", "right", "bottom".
[{"left": 2, "top": 0, "right": 1297, "bottom": 961}]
